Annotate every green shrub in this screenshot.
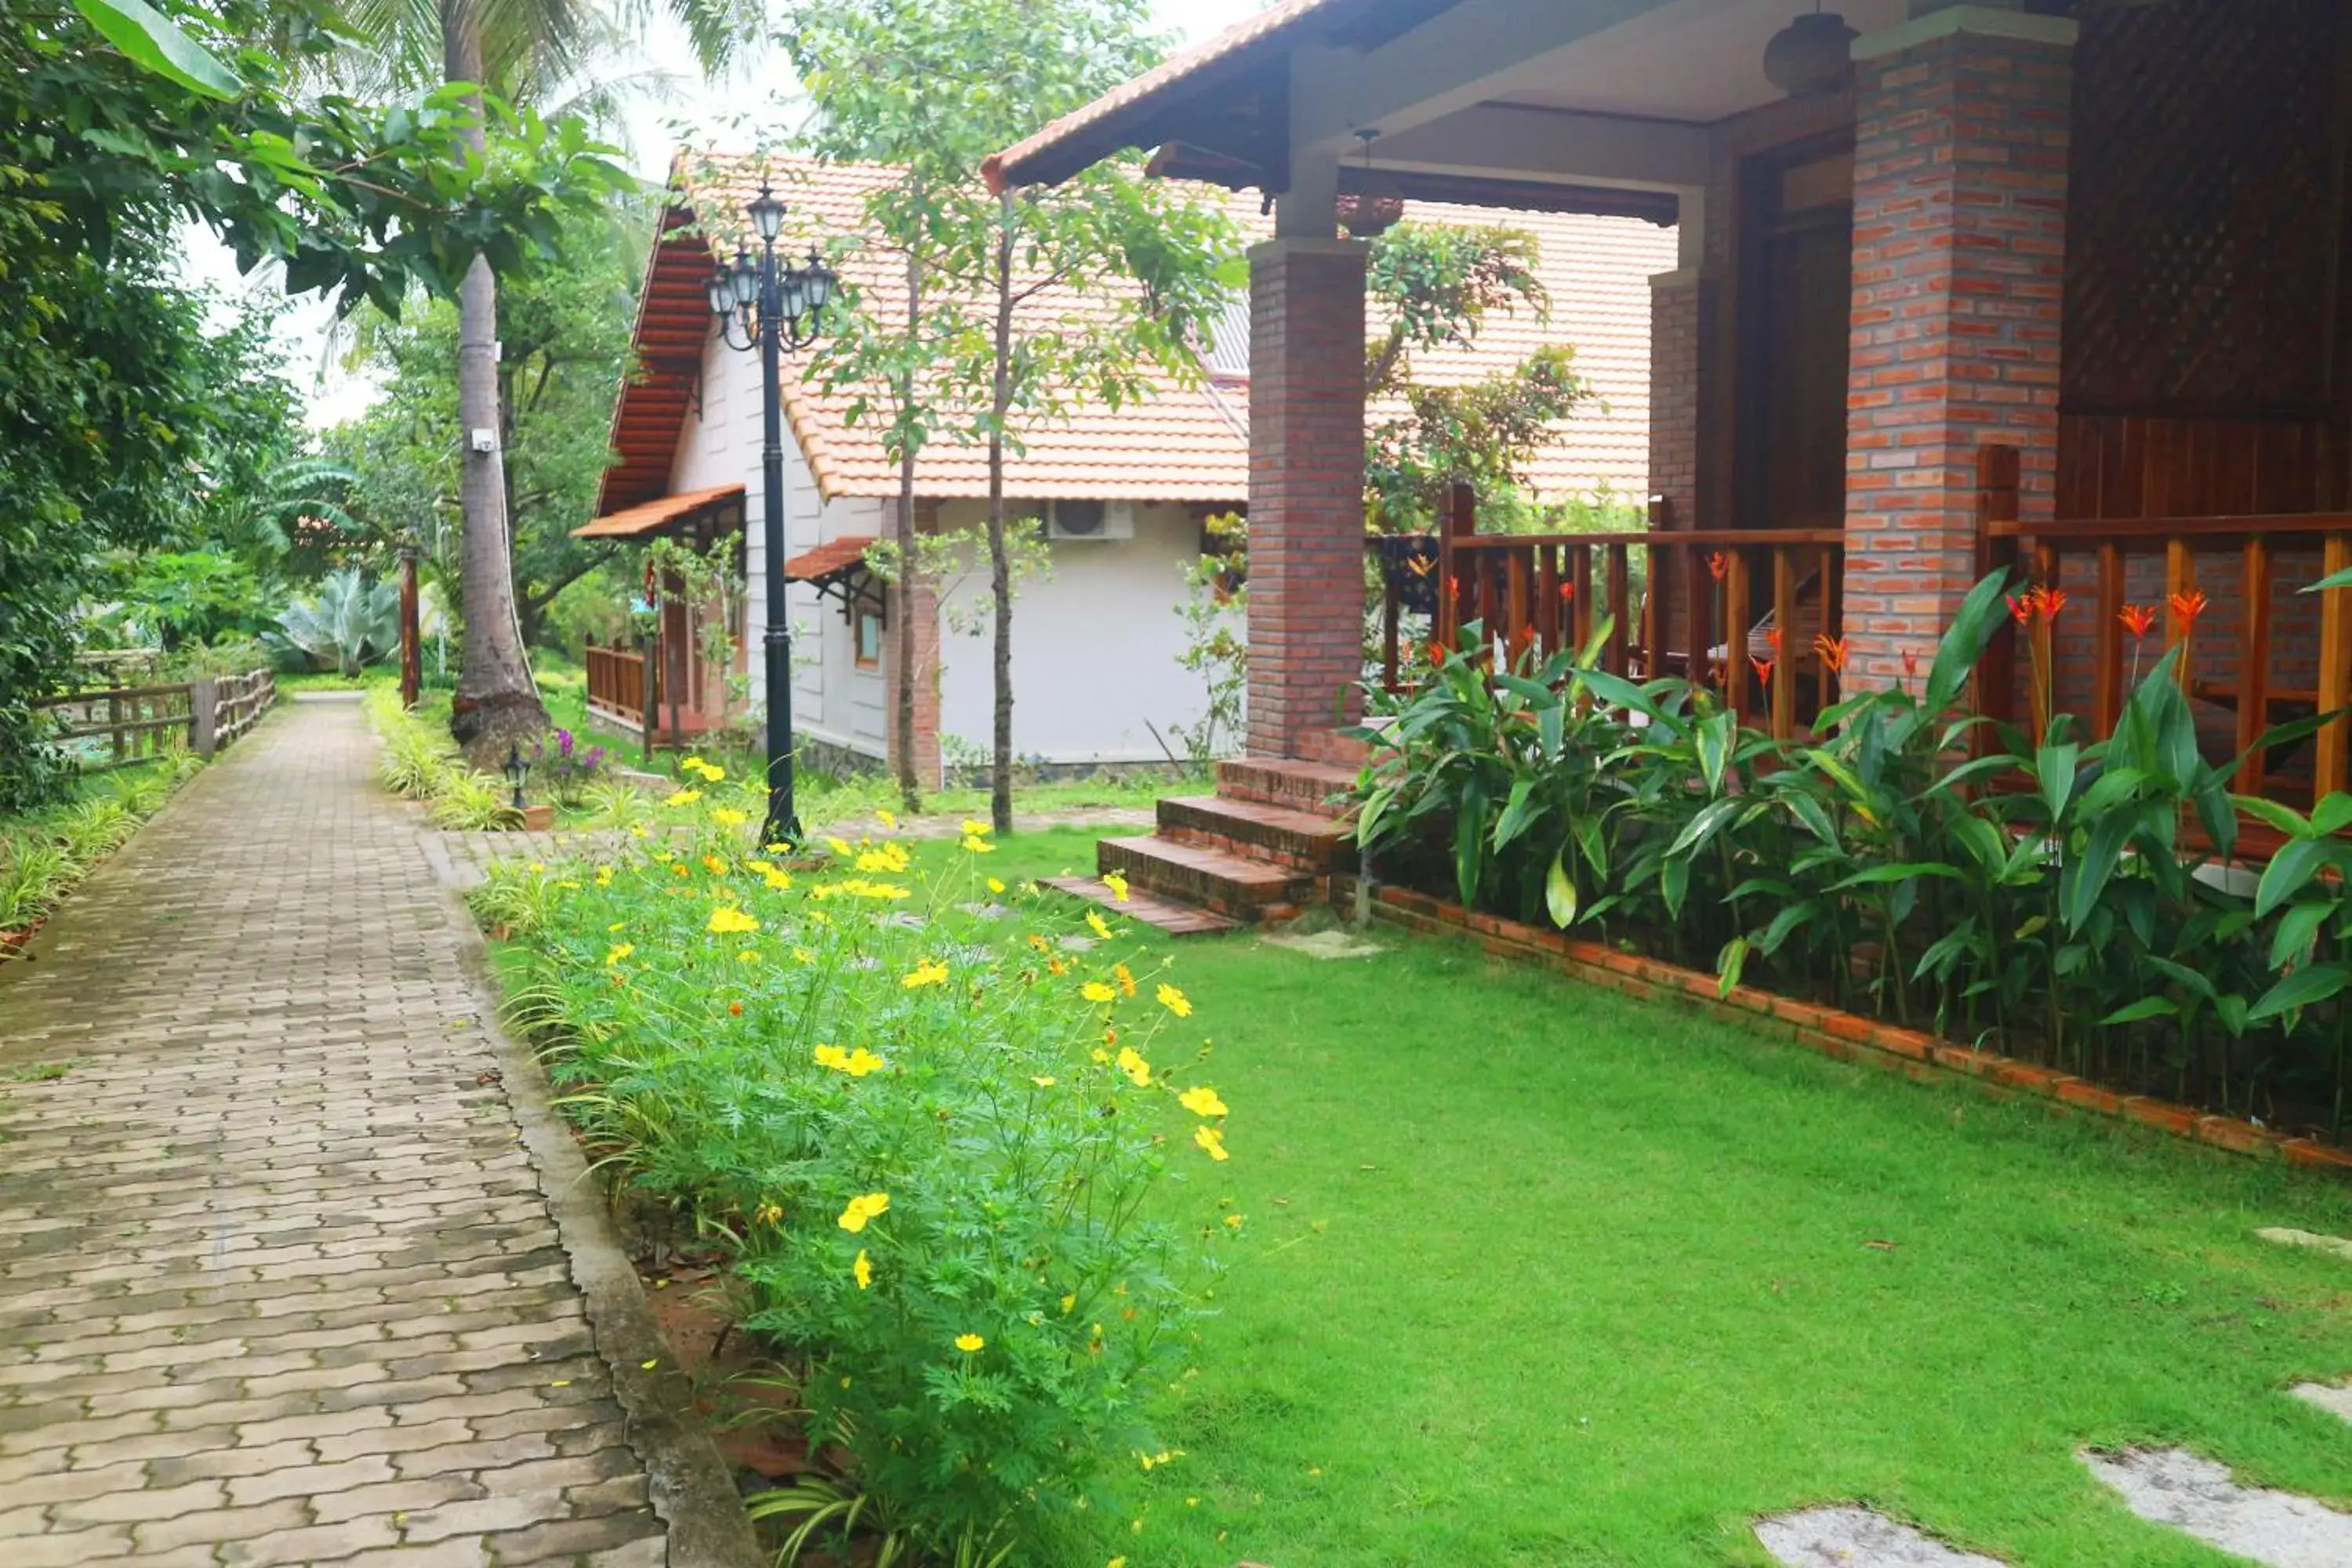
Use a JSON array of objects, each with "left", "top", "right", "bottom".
[
  {"left": 365, "top": 688, "right": 524, "bottom": 829},
  {"left": 489, "top": 801, "right": 1232, "bottom": 1560}
]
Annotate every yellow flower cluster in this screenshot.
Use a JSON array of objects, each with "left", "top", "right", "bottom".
[
  {"left": 1177, "top": 1086, "right": 1228, "bottom": 1118},
  {"left": 857, "top": 841, "right": 911, "bottom": 875},
  {"left": 814, "top": 1044, "right": 887, "bottom": 1077},
  {"left": 664, "top": 788, "right": 703, "bottom": 807},
  {"left": 1157, "top": 983, "right": 1192, "bottom": 1018},
  {"left": 681, "top": 755, "right": 725, "bottom": 783},
  {"left": 706, "top": 906, "right": 760, "bottom": 936},
  {"left": 902, "top": 958, "right": 950, "bottom": 989}
]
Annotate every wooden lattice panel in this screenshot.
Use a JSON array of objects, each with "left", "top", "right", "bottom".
[{"left": 2063, "top": 0, "right": 2343, "bottom": 414}]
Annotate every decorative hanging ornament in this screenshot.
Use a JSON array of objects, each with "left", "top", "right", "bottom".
[
  {"left": 1338, "top": 129, "right": 1406, "bottom": 240},
  {"left": 1763, "top": 3, "right": 1857, "bottom": 98}
]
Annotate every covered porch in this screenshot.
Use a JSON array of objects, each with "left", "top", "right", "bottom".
[
  {"left": 572, "top": 482, "right": 748, "bottom": 751},
  {"left": 991, "top": 0, "right": 2352, "bottom": 807}
]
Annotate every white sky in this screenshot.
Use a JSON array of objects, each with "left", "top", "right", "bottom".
[{"left": 178, "top": 1, "right": 1270, "bottom": 430}]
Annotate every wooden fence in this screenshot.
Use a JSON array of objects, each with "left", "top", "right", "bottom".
[
  {"left": 1373, "top": 490, "right": 1847, "bottom": 741},
  {"left": 31, "top": 668, "right": 275, "bottom": 768}
]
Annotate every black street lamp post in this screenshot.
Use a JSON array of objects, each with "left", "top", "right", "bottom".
[{"left": 707, "top": 182, "right": 837, "bottom": 848}]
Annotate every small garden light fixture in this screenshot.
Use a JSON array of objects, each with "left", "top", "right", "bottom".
[
  {"left": 503, "top": 742, "right": 530, "bottom": 813},
  {"left": 706, "top": 177, "right": 840, "bottom": 847}
]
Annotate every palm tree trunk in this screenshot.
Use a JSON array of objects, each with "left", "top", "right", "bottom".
[
  {"left": 443, "top": 0, "right": 546, "bottom": 761},
  {"left": 987, "top": 194, "right": 1017, "bottom": 834}
]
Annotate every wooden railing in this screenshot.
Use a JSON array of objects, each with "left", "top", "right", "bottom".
[
  {"left": 31, "top": 668, "right": 274, "bottom": 767},
  {"left": 584, "top": 644, "right": 648, "bottom": 725},
  {"left": 1976, "top": 441, "right": 2352, "bottom": 800},
  {"left": 1374, "top": 492, "right": 1846, "bottom": 741}
]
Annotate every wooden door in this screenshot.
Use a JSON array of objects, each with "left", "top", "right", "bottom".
[{"left": 1737, "top": 147, "right": 1853, "bottom": 533}]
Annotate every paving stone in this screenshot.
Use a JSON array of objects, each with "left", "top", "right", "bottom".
[
  {"left": 2254, "top": 1226, "right": 2352, "bottom": 1262},
  {"left": 0, "top": 704, "right": 673, "bottom": 1562},
  {"left": 2082, "top": 1447, "right": 2352, "bottom": 1567},
  {"left": 2288, "top": 1381, "right": 2352, "bottom": 1424},
  {"left": 1756, "top": 1507, "right": 2007, "bottom": 1566}
]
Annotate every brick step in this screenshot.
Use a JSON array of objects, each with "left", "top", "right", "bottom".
[
  {"left": 1096, "top": 836, "right": 1315, "bottom": 924},
  {"left": 1036, "top": 877, "right": 1240, "bottom": 937},
  {"left": 1157, "top": 794, "right": 1356, "bottom": 874},
  {"left": 1214, "top": 757, "right": 1359, "bottom": 818}
]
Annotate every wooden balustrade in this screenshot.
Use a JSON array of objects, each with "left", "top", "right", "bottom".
[
  {"left": 1372, "top": 506, "right": 1846, "bottom": 741},
  {"left": 584, "top": 644, "right": 649, "bottom": 726},
  {"left": 1976, "top": 441, "right": 2352, "bottom": 802},
  {"left": 31, "top": 669, "right": 275, "bottom": 765}
]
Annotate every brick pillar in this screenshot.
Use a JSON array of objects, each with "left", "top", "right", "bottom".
[
  {"left": 890, "top": 500, "right": 943, "bottom": 790},
  {"left": 1842, "top": 7, "right": 2077, "bottom": 687},
  {"left": 1246, "top": 236, "right": 1367, "bottom": 760},
  {"left": 1647, "top": 268, "right": 1702, "bottom": 532}
]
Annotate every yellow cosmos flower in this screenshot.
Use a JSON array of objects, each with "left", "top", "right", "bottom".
[
  {"left": 608, "top": 920, "right": 627, "bottom": 933},
  {"left": 702, "top": 855, "right": 728, "bottom": 875},
  {"left": 961, "top": 818, "right": 993, "bottom": 837},
  {"left": 605, "top": 942, "right": 635, "bottom": 965},
  {"left": 1026, "top": 934, "right": 1051, "bottom": 953},
  {"left": 876, "top": 808, "right": 897, "bottom": 829},
  {"left": 836, "top": 1192, "right": 891, "bottom": 1232},
  {"left": 856, "top": 844, "right": 910, "bottom": 874},
  {"left": 1032, "top": 1075, "right": 1057, "bottom": 1088},
  {"left": 764, "top": 869, "right": 793, "bottom": 891},
  {"left": 954, "top": 1334, "right": 985, "bottom": 1354},
  {"left": 1103, "top": 871, "right": 1130, "bottom": 902},
  {"left": 755, "top": 1203, "right": 783, "bottom": 1227},
  {"left": 594, "top": 866, "right": 615, "bottom": 887},
  {"left": 1178, "top": 1086, "right": 1229, "bottom": 1119},
  {"left": 528, "top": 862, "right": 546, "bottom": 874},
  {"left": 1113, "top": 962, "right": 1137, "bottom": 997},
  {"left": 1193, "top": 1125, "right": 1229, "bottom": 1162},
  {"left": 1116, "top": 1047, "right": 1151, "bottom": 1087},
  {"left": 853, "top": 1250, "right": 873, "bottom": 1290},
  {"left": 815, "top": 1045, "right": 887, "bottom": 1077},
  {"left": 987, "top": 877, "right": 1006, "bottom": 895},
  {"left": 793, "top": 947, "right": 816, "bottom": 965},
  {"left": 1223, "top": 1213, "right": 1244, "bottom": 1229},
  {"left": 1081, "top": 981, "right": 1117, "bottom": 1004},
  {"left": 1086, "top": 911, "right": 1113, "bottom": 940},
  {"left": 711, "top": 808, "right": 748, "bottom": 828},
  {"left": 706, "top": 906, "right": 760, "bottom": 935},
  {"left": 1061, "top": 1293, "right": 1077, "bottom": 1314},
  {"left": 961, "top": 834, "right": 995, "bottom": 855},
  {"left": 666, "top": 789, "right": 703, "bottom": 807},
  {"left": 1156, "top": 983, "right": 1192, "bottom": 1018},
  {"left": 737, "top": 950, "right": 761, "bottom": 964},
  {"left": 1092, "top": 1048, "right": 1111, "bottom": 1065},
  {"left": 825, "top": 836, "right": 853, "bottom": 856},
  {"left": 902, "top": 958, "right": 950, "bottom": 989}
]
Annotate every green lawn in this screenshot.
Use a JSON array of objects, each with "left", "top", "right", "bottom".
[{"left": 958, "top": 828, "right": 2352, "bottom": 1568}]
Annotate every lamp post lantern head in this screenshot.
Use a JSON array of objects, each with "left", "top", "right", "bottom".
[
  {"left": 802, "top": 250, "right": 837, "bottom": 318},
  {"left": 747, "top": 183, "right": 787, "bottom": 245},
  {"left": 706, "top": 266, "right": 735, "bottom": 319}
]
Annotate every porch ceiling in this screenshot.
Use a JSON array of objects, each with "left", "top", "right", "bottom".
[{"left": 994, "top": 0, "right": 1910, "bottom": 210}]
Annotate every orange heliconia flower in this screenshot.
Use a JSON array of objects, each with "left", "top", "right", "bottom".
[
  {"left": 1766, "top": 627, "right": 1784, "bottom": 653},
  {"left": 2007, "top": 593, "right": 2034, "bottom": 628},
  {"left": 1514, "top": 625, "right": 1536, "bottom": 651},
  {"left": 1813, "top": 633, "right": 1849, "bottom": 674},
  {"left": 1427, "top": 641, "right": 1447, "bottom": 666},
  {"left": 1901, "top": 647, "right": 1920, "bottom": 681},
  {"left": 2007, "top": 586, "right": 2068, "bottom": 625},
  {"left": 2169, "top": 588, "right": 2209, "bottom": 629},
  {"left": 1751, "top": 656, "right": 1775, "bottom": 686},
  {"left": 1559, "top": 581, "right": 1576, "bottom": 604},
  {"left": 1708, "top": 551, "right": 1730, "bottom": 583},
  {"left": 2118, "top": 603, "right": 2158, "bottom": 639},
  {"left": 1404, "top": 554, "right": 1435, "bottom": 578}
]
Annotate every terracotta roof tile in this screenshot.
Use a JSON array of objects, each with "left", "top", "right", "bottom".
[
  {"left": 781, "top": 535, "right": 877, "bottom": 583},
  {"left": 605, "top": 151, "right": 1675, "bottom": 512},
  {"left": 575, "top": 481, "right": 743, "bottom": 538}
]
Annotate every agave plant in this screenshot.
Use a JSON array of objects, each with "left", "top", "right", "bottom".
[{"left": 271, "top": 569, "right": 399, "bottom": 677}]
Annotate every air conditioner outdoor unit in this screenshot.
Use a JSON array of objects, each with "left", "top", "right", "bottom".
[{"left": 1045, "top": 499, "right": 1134, "bottom": 541}]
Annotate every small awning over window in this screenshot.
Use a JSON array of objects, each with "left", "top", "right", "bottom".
[
  {"left": 782, "top": 535, "right": 877, "bottom": 586},
  {"left": 573, "top": 483, "right": 746, "bottom": 539}
]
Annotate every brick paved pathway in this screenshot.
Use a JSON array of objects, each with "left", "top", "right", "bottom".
[{"left": 0, "top": 700, "right": 678, "bottom": 1567}]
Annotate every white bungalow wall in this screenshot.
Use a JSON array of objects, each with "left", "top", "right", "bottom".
[
  {"left": 664, "top": 332, "right": 892, "bottom": 764},
  {"left": 931, "top": 501, "right": 1214, "bottom": 771}
]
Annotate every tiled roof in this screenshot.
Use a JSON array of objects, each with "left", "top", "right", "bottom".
[
  {"left": 604, "top": 151, "right": 1676, "bottom": 512},
  {"left": 574, "top": 481, "right": 743, "bottom": 538},
  {"left": 780, "top": 535, "right": 877, "bottom": 584}
]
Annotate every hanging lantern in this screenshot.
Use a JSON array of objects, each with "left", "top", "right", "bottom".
[
  {"left": 1338, "top": 129, "right": 1406, "bottom": 240},
  {"left": 1763, "top": 5, "right": 1857, "bottom": 99}
]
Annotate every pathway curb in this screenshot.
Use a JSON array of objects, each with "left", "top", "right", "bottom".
[{"left": 440, "top": 830, "right": 767, "bottom": 1568}]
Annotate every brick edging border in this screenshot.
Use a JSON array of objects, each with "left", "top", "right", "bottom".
[{"left": 1345, "top": 878, "right": 2352, "bottom": 1178}]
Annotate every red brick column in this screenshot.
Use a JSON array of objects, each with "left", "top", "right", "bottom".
[
  {"left": 891, "top": 502, "right": 943, "bottom": 790},
  {"left": 1648, "top": 268, "right": 1701, "bottom": 532},
  {"left": 1247, "top": 237, "right": 1367, "bottom": 760},
  {"left": 1842, "top": 11, "right": 2076, "bottom": 687}
]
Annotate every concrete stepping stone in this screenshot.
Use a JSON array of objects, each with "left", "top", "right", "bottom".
[
  {"left": 1261, "top": 928, "right": 1385, "bottom": 960},
  {"left": 1756, "top": 1507, "right": 2006, "bottom": 1566},
  {"left": 2082, "top": 1448, "right": 2352, "bottom": 1567},
  {"left": 2289, "top": 1381, "right": 2352, "bottom": 1425},
  {"left": 2255, "top": 1227, "right": 2352, "bottom": 1262}
]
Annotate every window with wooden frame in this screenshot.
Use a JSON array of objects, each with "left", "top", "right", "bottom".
[{"left": 854, "top": 606, "right": 885, "bottom": 669}]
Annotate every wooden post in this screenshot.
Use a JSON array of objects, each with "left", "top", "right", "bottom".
[
  {"left": 398, "top": 547, "right": 422, "bottom": 712},
  {"left": 2093, "top": 543, "right": 2124, "bottom": 739},
  {"left": 1723, "top": 548, "right": 1751, "bottom": 721},
  {"left": 1772, "top": 546, "right": 1798, "bottom": 740},
  {"left": 2165, "top": 537, "right": 2195, "bottom": 694},
  {"left": 188, "top": 677, "right": 219, "bottom": 758},
  {"left": 1606, "top": 541, "right": 1630, "bottom": 677},
  {"left": 642, "top": 622, "right": 660, "bottom": 765},
  {"left": 1437, "top": 480, "right": 1475, "bottom": 652},
  {"left": 1973, "top": 445, "right": 2022, "bottom": 733},
  {"left": 2235, "top": 536, "right": 2271, "bottom": 795},
  {"left": 1380, "top": 546, "right": 1402, "bottom": 695},
  {"left": 2317, "top": 532, "right": 2351, "bottom": 800}
]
